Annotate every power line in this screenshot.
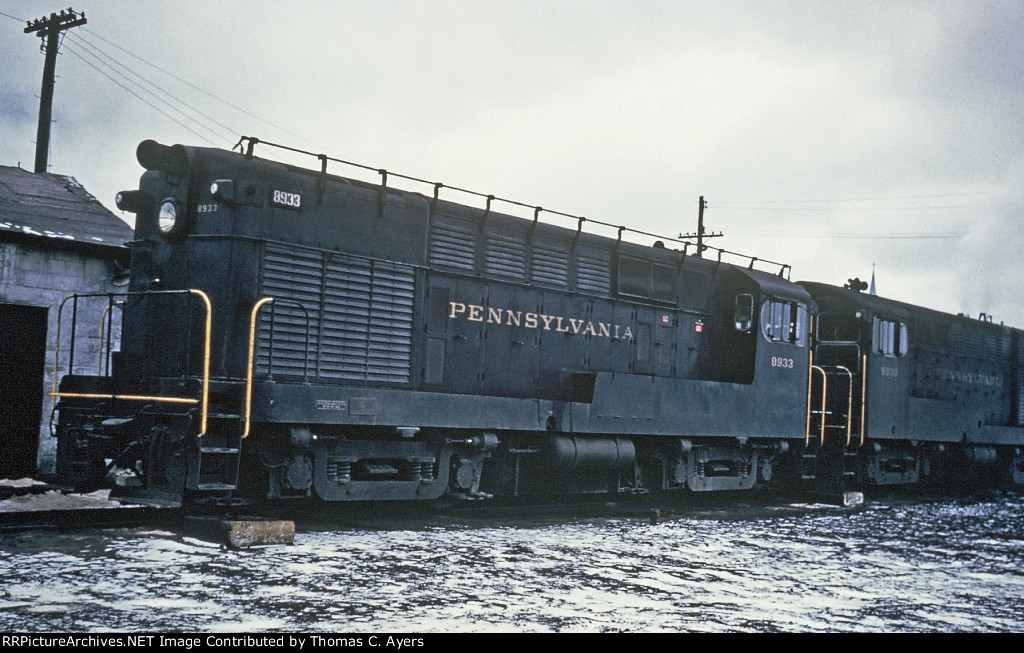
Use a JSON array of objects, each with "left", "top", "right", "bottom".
[
  {"left": 733, "top": 230, "right": 965, "bottom": 240},
  {"left": 64, "top": 33, "right": 234, "bottom": 144},
  {"left": 716, "top": 204, "right": 973, "bottom": 212},
  {"left": 79, "top": 26, "right": 325, "bottom": 151},
  {"left": 714, "top": 191, "right": 992, "bottom": 205},
  {"left": 61, "top": 44, "right": 218, "bottom": 146}
]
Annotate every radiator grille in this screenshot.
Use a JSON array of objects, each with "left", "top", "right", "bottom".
[{"left": 259, "top": 243, "right": 414, "bottom": 383}]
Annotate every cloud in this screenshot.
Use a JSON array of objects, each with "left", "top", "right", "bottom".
[{"left": 2, "top": 0, "right": 1024, "bottom": 326}]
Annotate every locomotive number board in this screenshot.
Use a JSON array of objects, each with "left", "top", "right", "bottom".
[{"left": 270, "top": 189, "right": 303, "bottom": 210}]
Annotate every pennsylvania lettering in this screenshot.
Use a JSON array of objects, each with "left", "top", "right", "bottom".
[{"left": 448, "top": 301, "right": 633, "bottom": 340}]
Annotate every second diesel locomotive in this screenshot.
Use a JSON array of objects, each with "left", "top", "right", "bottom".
[{"left": 52, "top": 138, "right": 1024, "bottom": 507}]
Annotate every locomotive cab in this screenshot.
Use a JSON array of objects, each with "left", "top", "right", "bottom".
[{"left": 800, "top": 281, "right": 1024, "bottom": 489}]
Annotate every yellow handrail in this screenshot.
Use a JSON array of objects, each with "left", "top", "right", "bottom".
[
  {"left": 809, "top": 365, "right": 827, "bottom": 446},
  {"left": 859, "top": 353, "right": 867, "bottom": 447},
  {"left": 191, "top": 289, "right": 212, "bottom": 437},
  {"left": 836, "top": 365, "right": 854, "bottom": 446},
  {"left": 243, "top": 297, "right": 276, "bottom": 439},
  {"left": 54, "top": 392, "right": 198, "bottom": 405},
  {"left": 51, "top": 294, "right": 75, "bottom": 412},
  {"left": 805, "top": 349, "right": 814, "bottom": 446},
  {"left": 51, "top": 288, "right": 213, "bottom": 436}
]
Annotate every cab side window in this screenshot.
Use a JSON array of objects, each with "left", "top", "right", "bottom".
[
  {"left": 873, "top": 317, "right": 908, "bottom": 356},
  {"left": 760, "top": 300, "right": 808, "bottom": 346}
]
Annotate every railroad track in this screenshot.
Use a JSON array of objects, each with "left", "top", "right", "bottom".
[
  {"left": 0, "top": 504, "right": 180, "bottom": 532},
  {"left": 0, "top": 481, "right": 181, "bottom": 532}
]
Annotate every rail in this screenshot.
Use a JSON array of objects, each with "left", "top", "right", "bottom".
[
  {"left": 50, "top": 289, "right": 213, "bottom": 437},
  {"left": 805, "top": 347, "right": 815, "bottom": 445},
  {"left": 243, "top": 297, "right": 312, "bottom": 438},
  {"left": 807, "top": 365, "right": 827, "bottom": 447},
  {"left": 234, "top": 136, "right": 792, "bottom": 279},
  {"left": 805, "top": 363, "right": 856, "bottom": 447},
  {"left": 835, "top": 366, "right": 853, "bottom": 446},
  {"left": 96, "top": 301, "right": 124, "bottom": 375},
  {"left": 859, "top": 354, "right": 867, "bottom": 447}
]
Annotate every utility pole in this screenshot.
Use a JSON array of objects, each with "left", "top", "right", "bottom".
[
  {"left": 680, "top": 196, "right": 722, "bottom": 256},
  {"left": 24, "top": 8, "right": 87, "bottom": 174},
  {"left": 697, "top": 195, "right": 706, "bottom": 254}
]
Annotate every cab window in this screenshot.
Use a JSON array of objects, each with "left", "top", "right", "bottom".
[
  {"left": 817, "top": 313, "right": 860, "bottom": 342},
  {"left": 873, "top": 317, "right": 908, "bottom": 357},
  {"left": 761, "top": 300, "right": 808, "bottom": 346}
]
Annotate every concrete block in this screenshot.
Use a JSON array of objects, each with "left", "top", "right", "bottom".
[
  {"left": 184, "top": 516, "right": 295, "bottom": 548},
  {"left": 842, "top": 491, "right": 864, "bottom": 507}
]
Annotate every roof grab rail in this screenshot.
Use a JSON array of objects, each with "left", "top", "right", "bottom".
[
  {"left": 377, "top": 169, "right": 388, "bottom": 220},
  {"left": 677, "top": 243, "right": 689, "bottom": 270},
  {"left": 235, "top": 136, "right": 792, "bottom": 277},
  {"left": 479, "top": 195, "right": 494, "bottom": 232},
  {"left": 526, "top": 206, "right": 542, "bottom": 242},
  {"left": 316, "top": 154, "right": 328, "bottom": 205},
  {"left": 571, "top": 216, "right": 586, "bottom": 251},
  {"left": 430, "top": 183, "right": 444, "bottom": 214}
]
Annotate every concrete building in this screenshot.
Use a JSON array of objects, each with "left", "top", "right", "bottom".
[{"left": 0, "top": 165, "right": 133, "bottom": 478}]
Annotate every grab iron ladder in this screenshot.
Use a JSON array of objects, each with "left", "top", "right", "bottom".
[
  {"left": 804, "top": 358, "right": 863, "bottom": 481},
  {"left": 188, "top": 406, "right": 244, "bottom": 503}
]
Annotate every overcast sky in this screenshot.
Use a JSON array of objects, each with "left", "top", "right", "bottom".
[{"left": 2, "top": 1, "right": 1023, "bottom": 326}]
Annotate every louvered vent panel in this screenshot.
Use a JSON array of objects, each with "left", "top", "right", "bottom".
[
  {"left": 1000, "top": 332, "right": 1012, "bottom": 359},
  {"left": 259, "top": 243, "right": 414, "bottom": 384},
  {"left": 576, "top": 251, "right": 611, "bottom": 294},
  {"left": 1019, "top": 384, "right": 1024, "bottom": 427},
  {"left": 429, "top": 216, "right": 476, "bottom": 271},
  {"left": 530, "top": 239, "right": 568, "bottom": 287},
  {"left": 1019, "top": 338, "right": 1024, "bottom": 426},
  {"left": 258, "top": 246, "right": 323, "bottom": 377},
  {"left": 980, "top": 330, "right": 998, "bottom": 360},
  {"left": 486, "top": 230, "right": 526, "bottom": 280},
  {"left": 946, "top": 323, "right": 969, "bottom": 357}
]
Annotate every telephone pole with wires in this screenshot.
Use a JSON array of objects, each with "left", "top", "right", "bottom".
[
  {"left": 680, "top": 196, "right": 723, "bottom": 256},
  {"left": 24, "top": 8, "right": 87, "bottom": 174}
]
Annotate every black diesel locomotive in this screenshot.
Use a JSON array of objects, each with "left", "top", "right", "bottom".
[{"left": 53, "top": 138, "right": 1024, "bottom": 507}]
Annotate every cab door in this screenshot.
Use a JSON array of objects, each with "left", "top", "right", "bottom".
[
  {"left": 812, "top": 313, "right": 865, "bottom": 446},
  {"left": 864, "top": 316, "right": 910, "bottom": 439}
]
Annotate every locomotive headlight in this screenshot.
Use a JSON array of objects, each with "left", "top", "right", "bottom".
[{"left": 158, "top": 199, "right": 179, "bottom": 234}]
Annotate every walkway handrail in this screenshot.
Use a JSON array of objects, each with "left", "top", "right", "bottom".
[
  {"left": 808, "top": 365, "right": 828, "bottom": 447},
  {"left": 51, "top": 288, "right": 213, "bottom": 437},
  {"left": 236, "top": 136, "right": 792, "bottom": 278},
  {"left": 834, "top": 365, "right": 854, "bottom": 446},
  {"left": 805, "top": 363, "right": 856, "bottom": 448},
  {"left": 859, "top": 354, "right": 867, "bottom": 447},
  {"left": 243, "top": 297, "right": 311, "bottom": 438}
]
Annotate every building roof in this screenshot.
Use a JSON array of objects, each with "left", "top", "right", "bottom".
[{"left": 0, "top": 165, "right": 133, "bottom": 249}]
